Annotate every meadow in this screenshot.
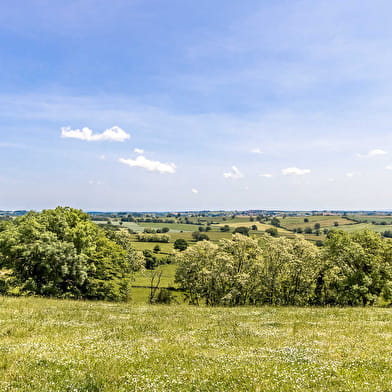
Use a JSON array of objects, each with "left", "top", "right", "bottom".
[{"left": 0, "top": 296, "right": 391, "bottom": 391}]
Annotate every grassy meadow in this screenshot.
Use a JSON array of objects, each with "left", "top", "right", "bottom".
[{"left": 0, "top": 296, "right": 391, "bottom": 391}]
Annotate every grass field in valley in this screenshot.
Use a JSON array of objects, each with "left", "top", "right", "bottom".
[{"left": 0, "top": 297, "right": 391, "bottom": 392}]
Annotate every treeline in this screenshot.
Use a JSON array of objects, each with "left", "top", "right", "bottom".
[
  {"left": 175, "top": 231, "right": 392, "bottom": 306},
  {"left": 136, "top": 233, "right": 170, "bottom": 243},
  {"left": 0, "top": 207, "right": 144, "bottom": 300}
]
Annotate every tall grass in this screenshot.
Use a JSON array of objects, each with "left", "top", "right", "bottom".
[{"left": 0, "top": 296, "right": 391, "bottom": 391}]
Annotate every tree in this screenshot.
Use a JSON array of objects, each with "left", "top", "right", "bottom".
[
  {"left": 174, "top": 238, "right": 188, "bottom": 251},
  {"left": 304, "top": 218, "right": 309, "bottom": 223},
  {"left": 153, "top": 244, "right": 161, "bottom": 253},
  {"left": 233, "top": 226, "right": 249, "bottom": 236},
  {"left": 192, "top": 232, "right": 210, "bottom": 241},
  {"left": 316, "top": 230, "right": 392, "bottom": 305},
  {"left": 175, "top": 233, "right": 321, "bottom": 306},
  {"left": 304, "top": 227, "right": 313, "bottom": 234},
  {"left": 161, "top": 227, "right": 170, "bottom": 233},
  {"left": 271, "top": 217, "right": 281, "bottom": 227},
  {"left": 0, "top": 207, "right": 142, "bottom": 300},
  {"left": 251, "top": 224, "right": 258, "bottom": 231},
  {"left": 143, "top": 249, "right": 158, "bottom": 270},
  {"left": 314, "top": 223, "right": 321, "bottom": 230},
  {"left": 220, "top": 225, "right": 230, "bottom": 232},
  {"left": 265, "top": 227, "right": 278, "bottom": 237},
  {"left": 175, "top": 235, "right": 264, "bottom": 306}
]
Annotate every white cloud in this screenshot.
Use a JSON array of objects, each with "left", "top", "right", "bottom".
[
  {"left": 250, "top": 147, "right": 263, "bottom": 154},
  {"left": 99, "top": 154, "right": 106, "bottom": 160},
  {"left": 357, "top": 149, "right": 387, "bottom": 158},
  {"left": 88, "top": 180, "right": 103, "bottom": 185},
  {"left": 191, "top": 188, "right": 199, "bottom": 194},
  {"left": 346, "top": 172, "right": 354, "bottom": 177},
  {"left": 223, "top": 166, "right": 244, "bottom": 179},
  {"left": 134, "top": 148, "right": 144, "bottom": 154},
  {"left": 281, "top": 167, "right": 311, "bottom": 176},
  {"left": 61, "top": 126, "right": 130, "bottom": 142},
  {"left": 259, "top": 173, "right": 273, "bottom": 178},
  {"left": 119, "top": 155, "right": 176, "bottom": 174},
  {"left": 385, "top": 165, "right": 392, "bottom": 171}
]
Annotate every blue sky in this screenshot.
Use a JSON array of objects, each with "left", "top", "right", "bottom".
[{"left": 1, "top": 0, "right": 392, "bottom": 211}]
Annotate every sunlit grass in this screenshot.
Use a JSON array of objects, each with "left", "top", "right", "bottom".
[{"left": 0, "top": 296, "right": 391, "bottom": 391}]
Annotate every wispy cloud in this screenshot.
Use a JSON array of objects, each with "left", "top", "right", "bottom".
[
  {"left": 223, "top": 166, "right": 244, "bottom": 179},
  {"left": 386, "top": 165, "right": 392, "bottom": 171},
  {"left": 191, "top": 188, "right": 199, "bottom": 194},
  {"left": 259, "top": 173, "right": 273, "bottom": 178},
  {"left": 119, "top": 155, "right": 176, "bottom": 174},
  {"left": 250, "top": 147, "right": 262, "bottom": 154},
  {"left": 357, "top": 149, "right": 387, "bottom": 158},
  {"left": 61, "top": 126, "right": 130, "bottom": 142},
  {"left": 282, "top": 167, "right": 311, "bottom": 176},
  {"left": 134, "top": 148, "right": 144, "bottom": 154},
  {"left": 346, "top": 172, "right": 355, "bottom": 178}
]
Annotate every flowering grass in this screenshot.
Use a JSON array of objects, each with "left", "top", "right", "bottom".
[{"left": 0, "top": 296, "right": 391, "bottom": 391}]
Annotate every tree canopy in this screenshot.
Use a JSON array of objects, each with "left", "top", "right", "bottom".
[
  {"left": 0, "top": 207, "right": 143, "bottom": 300},
  {"left": 175, "top": 231, "right": 392, "bottom": 306}
]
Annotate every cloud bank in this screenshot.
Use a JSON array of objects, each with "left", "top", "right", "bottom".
[
  {"left": 119, "top": 155, "right": 176, "bottom": 174},
  {"left": 357, "top": 149, "right": 387, "bottom": 158},
  {"left": 61, "top": 126, "right": 130, "bottom": 142}
]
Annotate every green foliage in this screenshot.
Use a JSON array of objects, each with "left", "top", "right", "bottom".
[
  {"left": 143, "top": 249, "right": 158, "bottom": 270},
  {"left": 137, "top": 233, "right": 170, "bottom": 243},
  {"left": 270, "top": 217, "right": 281, "bottom": 227},
  {"left": 192, "top": 232, "right": 210, "bottom": 241},
  {"left": 316, "top": 230, "right": 392, "bottom": 305},
  {"left": 173, "top": 238, "right": 188, "bottom": 251},
  {"left": 232, "top": 226, "right": 249, "bottom": 236},
  {"left": 175, "top": 230, "right": 392, "bottom": 307},
  {"left": 220, "top": 224, "right": 230, "bottom": 232},
  {"left": 0, "top": 207, "right": 142, "bottom": 300},
  {"left": 152, "top": 288, "right": 176, "bottom": 304},
  {"left": 265, "top": 227, "right": 278, "bottom": 237},
  {"left": 175, "top": 234, "right": 320, "bottom": 306}
]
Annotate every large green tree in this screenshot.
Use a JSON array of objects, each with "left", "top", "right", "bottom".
[
  {"left": 0, "top": 207, "right": 143, "bottom": 300},
  {"left": 317, "top": 230, "right": 392, "bottom": 305}
]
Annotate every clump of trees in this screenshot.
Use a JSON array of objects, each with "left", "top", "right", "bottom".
[
  {"left": 175, "top": 230, "right": 392, "bottom": 306},
  {"left": 233, "top": 226, "right": 249, "bottom": 236},
  {"left": 0, "top": 207, "right": 144, "bottom": 300},
  {"left": 192, "top": 232, "right": 209, "bottom": 241}
]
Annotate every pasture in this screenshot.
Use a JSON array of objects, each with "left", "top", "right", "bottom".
[
  {"left": 279, "top": 215, "right": 354, "bottom": 230},
  {"left": 0, "top": 297, "right": 391, "bottom": 391}
]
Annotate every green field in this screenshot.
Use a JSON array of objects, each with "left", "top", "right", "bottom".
[
  {"left": 349, "top": 215, "right": 392, "bottom": 224},
  {"left": 279, "top": 216, "right": 355, "bottom": 230},
  {"left": 133, "top": 263, "right": 178, "bottom": 288},
  {"left": 0, "top": 296, "right": 391, "bottom": 391},
  {"left": 338, "top": 223, "right": 392, "bottom": 234}
]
